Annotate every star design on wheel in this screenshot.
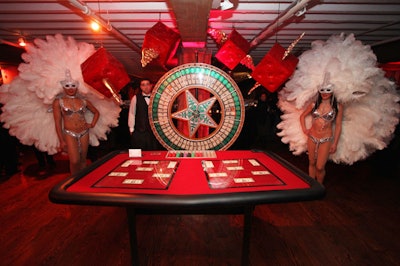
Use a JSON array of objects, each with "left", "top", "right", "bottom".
[{"left": 172, "top": 90, "right": 218, "bottom": 137}]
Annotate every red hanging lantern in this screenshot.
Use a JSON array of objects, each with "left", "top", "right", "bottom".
[
  {"left": 207, "top": 28, "right": 228, "bottom": 46},
  {"left": 141, "top": 22, "right": 180, "bottom": 68},
  {"left": 81, "top": 47, "right": 130, "bottom": 99},
  {"left": 252, "top": 43, "right": 299, "bottom": 92},
  {"left": 215, "top": 29, "right": 250, "bottom": 70}
]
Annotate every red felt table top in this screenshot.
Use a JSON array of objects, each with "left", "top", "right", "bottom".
[{"left": 66, "top": 150, "right": 310, "bottom": 195}]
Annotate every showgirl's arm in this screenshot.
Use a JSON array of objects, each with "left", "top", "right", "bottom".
[
  {"left": 52, "top": 99, "right": 65, "bottom": 151},
  {"left": 331, "top": 103, "right": 343, "bottom": 153},
  {"left": 300, "top": 103, "right": 314, "bottom": 135},
  {"left": 86, "top": 100, "right": 99, "bottom": 128}
]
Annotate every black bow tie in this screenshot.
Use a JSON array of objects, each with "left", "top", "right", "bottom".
[{"left": 144, "top": 95, "right": 150, "bottom": 98}]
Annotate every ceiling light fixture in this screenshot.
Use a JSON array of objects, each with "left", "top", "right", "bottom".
[
  {"left": 69, "top": 0, "right": 112, "bottom": 31},
  {"left": 250, "top": 0, "right": 312, "bottom": 48},
  {"left": 91, "top": 21, "right": 101, "bottom": 31},
  {"left": 295, "top": 6, "right": 307, "bottom": 17},
  {"left": 18, "top": 37, "right": 27, "bottom": 47},
  {"left": 220, "top": 0, "right": 234, "bottom": 11},
  {"left": 67, "top": 0, "right": 141, "bottom": 53}
]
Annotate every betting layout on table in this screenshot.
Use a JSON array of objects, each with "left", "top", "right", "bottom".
[{"left": 92, "top": 151, "right": 284, "bottom": 190}]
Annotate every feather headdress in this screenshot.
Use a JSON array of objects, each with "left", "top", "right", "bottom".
[
  {"left": 277, "top": 33, "right": 400, "bottom": 164},
  {"left": 0, "top": 34, "right": 121, "bottom": 154}
]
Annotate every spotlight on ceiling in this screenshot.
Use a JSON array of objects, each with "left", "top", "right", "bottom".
[
  {"left": 91, "top": 21, "right": 100, "bottom": 31},
  {"left": 220, "top": 0, "right": 234, "bottom": 11},
  {"left": 18, "top": 37, "right": 26, "bottom": 47}
]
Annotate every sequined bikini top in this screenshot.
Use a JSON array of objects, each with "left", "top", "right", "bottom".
[
  {"left": 59, "top": 97, "right": 87, "bottom": 116},
  {"left": 312, "top": 108, "right": 336, "bottom": 122}
]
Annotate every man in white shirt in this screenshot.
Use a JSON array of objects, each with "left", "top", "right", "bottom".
[{"left": 127, "top": 78, "right": 161, "bottom": 150}]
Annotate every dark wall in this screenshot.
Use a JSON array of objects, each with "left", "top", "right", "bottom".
[
  {"left": 0, "top": 44, "right": 24, "bottom": 65},
  {"left": 372, "top": 40, "right": 400, "bottom": 63}
]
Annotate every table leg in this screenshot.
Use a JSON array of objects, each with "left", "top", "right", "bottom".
[
  {"left": 126, "top": 207, "right": 139, "bottom": 266},
  {"left": 126, "top": 206, "right": 253, "bottom": 265},
  {"left": 242, "top": 206, "right": 254, "bottom": 266}
]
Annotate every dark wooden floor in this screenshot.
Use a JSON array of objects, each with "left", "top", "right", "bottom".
[{"left": 1, "top": 142, "right": 399, "bottom": 266}]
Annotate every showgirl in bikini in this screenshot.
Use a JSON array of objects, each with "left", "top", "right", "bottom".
[
  {"left": 300, "top": 75, "right": 343, "bottom": 183},
  {"left": 53, "top": 70, "right": 99, "bottom": 175}
]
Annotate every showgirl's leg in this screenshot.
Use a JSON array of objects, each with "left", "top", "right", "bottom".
[
  {"left": 79, "top": 133, "right": 90, "bottom": 172},
  {"left": 64, "top": 133, "right": 81, "bottom": 175},
  {"left": 307, "top": 138, "right": 316, "bottom": 178},
  {"left": 315, "top": 142, "right": 331, "bottom": 183}
]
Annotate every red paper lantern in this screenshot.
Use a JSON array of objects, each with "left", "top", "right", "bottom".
[
  {"left": 215, "top": 29, "right": 250, "bottom": 70},
  {"left": 252, "top": 43, "right": 299, "bottom": 92},
  {"left": 81, "top": 47, "right": 130, "bottom": 98},
  {"left": 141, "top": 22, "right": 180, "bottom": 68}
]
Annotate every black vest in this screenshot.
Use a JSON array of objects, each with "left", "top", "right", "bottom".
[{"left": 134, "top": 94, "right": 151, "bottom": 132}]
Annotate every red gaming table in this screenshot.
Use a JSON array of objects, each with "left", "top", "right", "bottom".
[{"left": 49, "top": 150, "right": 325, "bottom": 265}]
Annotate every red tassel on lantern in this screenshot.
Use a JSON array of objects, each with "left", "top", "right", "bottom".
[
  {"left": 251, "top": 43, "right": 299, "bottom": 92},
  {"left": 215, "top": 29, "right": 250, "bottom": 70},
  {"left": 81, "top": 47, "right": 130, "bottom": 99},
  {"left": 141, "top": 22, "right": 181, "bottom": 68}
]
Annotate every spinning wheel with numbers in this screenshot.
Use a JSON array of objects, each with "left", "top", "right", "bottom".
[{"left": 149, "top": 63, "right": 245, "bottom": 150}]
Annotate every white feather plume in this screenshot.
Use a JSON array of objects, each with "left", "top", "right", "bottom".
[
  {"left": 0, "top": 34, "right": 121, "bottom": 154},
  {"left": 277, "top": 33, "right": 400, "bottom": 165}
]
